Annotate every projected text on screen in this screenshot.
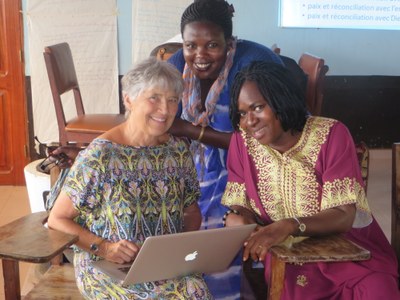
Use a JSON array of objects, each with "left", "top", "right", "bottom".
[{"left": 280, "top": 0, "right": 400, "bottom": 30}]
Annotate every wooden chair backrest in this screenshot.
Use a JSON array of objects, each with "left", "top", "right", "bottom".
[
  {"left": 298, "top": 52, "right": 329, "bottom": 116},
  {"left": 270, "top": 43, "right": 281, "bottom": 55},
  {"left": 43, "top": 42, "right": 84, "bottom": 114},
  {"left": 43, "top": 42, "right": 85, "bottom": 143},
  {"left": 150, "top": 42, "right": 182, "bottom": 61},
  {"left": 43, "top": 42, "right": 125, "bottom": 145},
  {"left": 356, "top": 141, "right": 370, "bottom": 194},
  {"left": 392, "top": 142, "right": 400, "bottom": 280}
]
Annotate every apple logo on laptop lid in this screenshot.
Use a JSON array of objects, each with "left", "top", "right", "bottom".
[{"left": 185, "top": 251, "right": 198, "bottom": 261}]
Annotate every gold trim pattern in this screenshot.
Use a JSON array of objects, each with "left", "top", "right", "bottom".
[
  {"left": 221, "top": 182, "right": 253, "bottom": 211},
  {"left": 248, "top": 197, "right": 262, "bottom": 216},
  {"left": 322, "top": 177, "right": 370, "bottom": 213},
  {"left": 296, "top": 274, "right": 308, "bottom": 287},
  {"left": 244, "top": 117, "right": 334, "bottom": 220}
]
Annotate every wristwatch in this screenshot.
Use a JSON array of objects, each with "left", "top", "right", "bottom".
[
  {"left": 293, "top": 216, "right": 306, "bottom": 235},
  {"left": 90, "top": 238, "right": 105, "bottom": 253}
]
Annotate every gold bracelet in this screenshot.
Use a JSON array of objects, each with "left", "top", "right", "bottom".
[{"left": 197, "top": 126, "right": 205, "bottom": 141}]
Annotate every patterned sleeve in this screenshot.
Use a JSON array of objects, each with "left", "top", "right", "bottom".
[
  {"left": 221, "top": 132, "right": 252, "bottom": 210},
  {"left": 320, "top": 121, "right": 371, "bottom": 218},
  {"left": 62, "top": 143, "right": 104, "bottom": 216}
]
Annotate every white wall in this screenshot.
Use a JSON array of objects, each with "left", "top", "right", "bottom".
[
  {"left": 23, "top": 0, "right": 400, "bottom": 76},
  {"left": 231, "top": 0, "right": 400, "bottom": 76},
  {"left": 23, "top": 0, "right": 133, "bottom": 75}
]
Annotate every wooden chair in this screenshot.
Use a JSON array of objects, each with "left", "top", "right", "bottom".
[
  {"left": 270, "top": 43, "right": 281, "bottom": 55},
  {"left": 356, "top": 141, "right": 370, "bottom": 194},
  {"left": 392, "top": 142, "right": 400, "bottom": 283},
  {"left": 43, "top": 42, "right": 125, "bottom": 145},
  {"left": 0, "top": 211, "right": 80, "bottom": 299},
  {"left": 298, "top": 52, "right": 329, "bottom": 116},
  {"left": 149, "top": 42, "right": 182, "bottom": 61}
]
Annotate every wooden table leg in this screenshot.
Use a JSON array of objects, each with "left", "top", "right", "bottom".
[
  {"left": 268, "top": 254, "right": 285, "bottom": 300},
  {"left": 2, "top": 259, "right": 21, "bottom": 300}
]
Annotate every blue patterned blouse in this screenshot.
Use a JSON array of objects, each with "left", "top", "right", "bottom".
[{"left": 62, "top": 136, "right": 212, "bottom": 299}]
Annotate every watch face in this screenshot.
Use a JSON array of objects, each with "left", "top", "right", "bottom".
[
  {"left": 299, "top": 223, "right": 306, "bottom": 232},
  {"left": 90, "top": 243, "right": 99, "bottom": 252}
]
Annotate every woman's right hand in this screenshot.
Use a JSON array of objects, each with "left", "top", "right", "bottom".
[{"left": 101, "top": 240, "right": 141, "bottom": 264}]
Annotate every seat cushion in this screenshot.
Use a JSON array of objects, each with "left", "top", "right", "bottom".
[{"left": 65, "top": 114, "right": 125, "bottom": 133}]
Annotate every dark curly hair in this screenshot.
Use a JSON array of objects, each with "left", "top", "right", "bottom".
[
  {"left": 181, "top": 0, "right": 235, "bottom": 39},
  {"left": 230, "top": 61, "right": 308, "bottom": 132}
]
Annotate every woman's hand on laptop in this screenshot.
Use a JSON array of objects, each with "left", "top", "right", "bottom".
[{"left": 102, "top": 240, "right": 141, "bottom": 264}]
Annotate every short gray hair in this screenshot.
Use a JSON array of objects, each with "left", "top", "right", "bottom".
[{"left": 121, "top": 57, "right": 184, "bottom": 101}]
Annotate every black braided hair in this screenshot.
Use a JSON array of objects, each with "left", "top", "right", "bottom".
[
  {"left": 230, "top": 61, "right": 308, "bottom": 132},
  {"left": 181, "top": 0, "right": 235, "bottom": 39}
]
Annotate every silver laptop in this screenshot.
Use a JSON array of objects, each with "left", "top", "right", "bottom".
[{"left": 91, "top": 223, "right": 256, "bottom": 285}]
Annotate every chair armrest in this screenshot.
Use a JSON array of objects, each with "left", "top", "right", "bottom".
[
  {"left": 270, "top": 234, "right": 370, "bottom": 263},
  {"left": 0, "top": 211, "right": 78, "bottom": 263}
]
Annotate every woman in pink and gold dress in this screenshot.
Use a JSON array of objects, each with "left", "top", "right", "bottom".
[{"left": 222, "top": 61, "right": 400, "bottom": 299}]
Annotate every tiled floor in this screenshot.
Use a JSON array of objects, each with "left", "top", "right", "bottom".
[{"left": 0, "top": 149, "right": 393, "bottom": 299}]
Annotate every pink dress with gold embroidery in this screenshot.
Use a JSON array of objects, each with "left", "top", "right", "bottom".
[{"left": 222, "top": 116, "right": 399, "bottom": 299}]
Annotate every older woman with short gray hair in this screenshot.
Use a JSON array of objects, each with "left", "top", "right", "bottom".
[{"left": 48, "top": 57, "right": 212, "bottom": 299}]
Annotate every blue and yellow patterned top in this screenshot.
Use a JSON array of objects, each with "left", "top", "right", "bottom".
[{"left": 62, "top": 136, "right": 212, "bottom": 299}]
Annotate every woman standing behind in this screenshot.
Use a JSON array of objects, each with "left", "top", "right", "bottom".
[
  {"left": 168, "top": 1, "right": 281, "bottom": 297},
  {"left": 222, "top": 61, "right": 400, "bottom": 299},
  {"left": 48, "top": 58, "right": 212, "bottom": 299}
]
